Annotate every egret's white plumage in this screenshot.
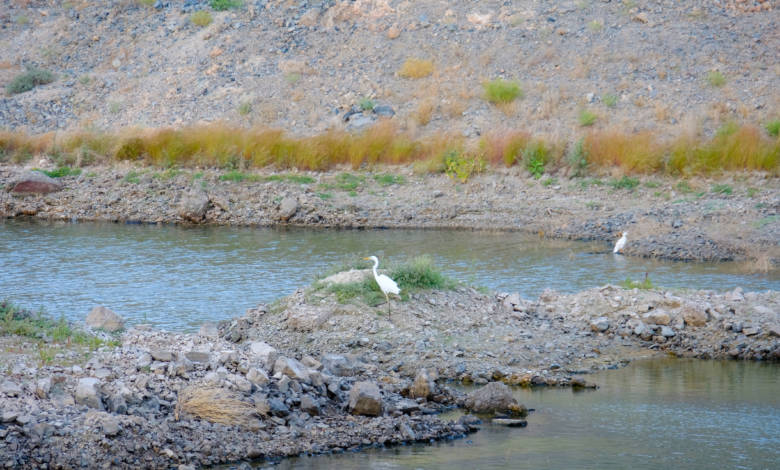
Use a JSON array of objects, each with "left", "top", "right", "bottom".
[
  {"left": 613, "top": 231, "right": 628, "bottom": 254},
  {"left": 364, "top": 256, "right": 400, "bottom": 315}
]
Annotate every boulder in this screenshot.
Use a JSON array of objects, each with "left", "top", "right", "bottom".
[
  {"left": 300, "top": 394, "right": 320, "bottom": 416},
  {"left": 184, "top": 351, "right": 211, "bottom": 363},
  {"left": 590, "top": 316, "right": 610, "bottom": 332},
  {"left": 75, "top": 378, "right": 104, "bottom": 410},
  {"left": 85, "top": 306, "right": 125, "bottom": 332},
  {"left": 643, "top": 309, "right": 671, "bottom": 326},
  {"left": 246, "top": 368, "right": 269, "bottom": 387},
  {"left": 198, "top": 322, "right": 219, "bottom": 338},
  {"left": 150, "top": 349, "right": 174, "bottom": 362},
  {"left": 273, "top": 356, "right": 310, "bottom": 383},
  {"left": 278, "top": 197, "right": 298, "bottom": 221},
  {"left": 348, "top": 381, "right": 382, "bottom": 416},
  {"left": 463, "top": 381, "right": 527, "bottom": 416},
  {"left": 179, "top": 191, "right": 210, "bottom": 222},
  {"left": 10, "top": 171, "right": 63, "bottom": 194},
  {"left": 660, "top": 326, "right": 676, "bottom": 337},
  {"left": 492, "top": 418, "right": 527, "bottom": 427},
  {"left": 1, "top": 380, "right": 22, "bottom": 397},
  {"left": 681, "top": 306, "right": 708, "bottom": 327},
  {"left": 409, "top": 369, "right": 436, "bottom": 400},
  {"left": 248, "top": 342, "right": 278, "bottom": 370},
  {"left": 35, "top": 377, "right": 51, "bottom": 399}
]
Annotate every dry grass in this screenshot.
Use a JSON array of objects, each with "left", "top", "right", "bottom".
[
  {"left": 414, "top": 99, "right": 435, "bottom": 126},
  {"left": 1, "top": 122, "right": 777, "bottom": 176},
  {"left": 174, "top": 385, "right": 261, "bottom": 429},
  {"left": 398, "top": 58, "right": 434, "bottom": 79}
]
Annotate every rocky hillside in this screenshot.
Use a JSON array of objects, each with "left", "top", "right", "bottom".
[{"left": 1, "top": 0, "right": 777, "bottom": 140}]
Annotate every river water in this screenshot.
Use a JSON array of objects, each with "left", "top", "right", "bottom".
[
  {"left": 1, "top": 219, "right": 777, "bottom": 331},
  {"left": 276, "top": 359, "right": 779, "bottom": 470}
]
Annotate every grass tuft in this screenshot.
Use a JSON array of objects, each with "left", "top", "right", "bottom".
[
  {"left": 35, "top": 166, "right": 82, "bottom": 178},
  {"left": 766, "top": 120, "right": 780, "bottom": 137},
  {"left": 483, "top": 79, "right": 523, "bottom": 104},
  {"left": 175, "top": 385, "right": 260, "bottom": 429},
  {"left": 578, "top": 109, "right": 598, "bottom": 127},
  {"left": 190, "top": 10, "right": 213, "bottom": 27},
  {"left": 706, "top": 70, "right": 726, "bottom": 87},
  {"left": 620, "top": 276, "right": 654, "bottom": 290},
  {"left": 398, "top": 58, "right": 434, "bottom": 79},
  {"left": 390, "top": 255, "right": 455, "bottom": 291},
  {"left": 210, "top": 0, "right": 242, "bottom": 11}
]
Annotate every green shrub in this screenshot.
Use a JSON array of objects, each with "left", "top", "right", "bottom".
[
  {"left": 191, "top": 10, "right": 213, "bottom": 27},
  {"left": 6, "top": 67, "right": 55, "bottom": 95},
  {"left": 520, "top": 141, "right": 550, "bottom": 179},
  {"left": 359, "top": 97, "right": 375, "bottom": 111},
  {"left": 602, "top": 93, "right": 617, "bottom": 108},
  {"left": 566, "top": 138, "right": 589, "bottom": 177},
  {"left": 210, "top": 0, "right": 242, "bottom": 11},
  {"left": 483, "top": 79, "right": 523, "bottom": 104},
  {"left": 620, "top": 276, "right": 653, "bottom": 290},
  {"left": 444, "top": 150, "right": 485, "bottom": 182},
  {"left": 579, "top": 109, "right": 597, "bottom": 126},
  {"left": 609, "top": 175, "right": 639, "bottom": 190},
  {"left": 373, "top": 173, "right": 405, "bottom": 186},
  {"left": 706, "top": 70, "right": 726, "bottom": 87},
  {"left": 766, "top": 120, "right": 780, "bottom": 137},
  {"left": 711, "top": 183, "right": 733, "bottom": 195},
  {"left": 36, "top": 167, "right": 82, "bottom": 178},
  {"left": 390, "top": 255, "right": 454, "bottom": 291},
  {"left": 115, "top": 138, "right": 145, "bottom": 161},
  {"left": 237, "top": 101, "right": 252, "bottom": 115}
]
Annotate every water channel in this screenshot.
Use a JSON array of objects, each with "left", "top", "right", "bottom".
[
  {"left": 277, "top": 359, "right": 779, "bottom": 470},
  {"left": 1, "top": 218, "right": 777, "bottom": 331}
]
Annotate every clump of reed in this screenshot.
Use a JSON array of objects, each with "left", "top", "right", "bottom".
[{"left": 175, "top": 385, "right": 262, "bottom": 429}]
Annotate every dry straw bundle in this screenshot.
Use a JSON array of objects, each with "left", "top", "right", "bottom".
[{"left": 174, "top": 385, "right": 262, "bottom": 429}]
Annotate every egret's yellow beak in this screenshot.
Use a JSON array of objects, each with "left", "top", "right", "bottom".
[{"left": 363, "top": 257, "right": 370, "bottom": 260}]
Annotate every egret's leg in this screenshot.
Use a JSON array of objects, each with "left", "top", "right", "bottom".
[{"left": 385, "top": 293, "right": 390, "bottom": 317}]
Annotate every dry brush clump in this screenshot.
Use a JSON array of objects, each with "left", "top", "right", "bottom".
[
  {"left": 0, "top": 122, "right": 777, "bottom": 176},
  {"left": 174, "top": 385, "right": 262, "bottom": 429}
]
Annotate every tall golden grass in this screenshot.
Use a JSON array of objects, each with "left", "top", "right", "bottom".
[{"left": 1, "top": 122, "right": 777, "bottom": 175}]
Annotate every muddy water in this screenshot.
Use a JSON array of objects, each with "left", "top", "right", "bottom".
[
  {"left": 275, "top": 359, "right": 780, "bottom": 470},
  {"left": 1, "top": 219, "right": 776, "bottom": 331}
]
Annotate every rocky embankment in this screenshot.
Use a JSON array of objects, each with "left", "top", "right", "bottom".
[
  {"left": 2, "top": 164, "right": 779, "bottom": 263},
  {"left": 1, "top": 277, "right": 778, "bottom": 468}
]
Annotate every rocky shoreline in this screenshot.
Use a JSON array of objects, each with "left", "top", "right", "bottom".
[
  {"left": 1, "top": 273, "right": 777, "bottom": 468},
  {"left": 2, "top": 164, "right": 779, "bottom": 264}
]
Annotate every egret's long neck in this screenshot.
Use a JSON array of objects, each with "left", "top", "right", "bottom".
[{"left": 372, "top": 259, "right": 379, "bottom": 278}]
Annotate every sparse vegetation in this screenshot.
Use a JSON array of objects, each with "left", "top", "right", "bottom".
[
  {"left": 620, "top": 276, "right": 654, "bottom": 290},
  {"left": 566, "top": 138, "right": 589, "bottom": 177},
  {"left": 766, "top": 120, "right": 780, "bottom": 137},
  {"left": 209, "top": 0, "right": 242, "bottom": 11},
  {"left": 706, "top": 70, "right": 726, "bottom": 87},
  {"left": 124, "top": 170, "right": 141, "bottom": 184},
  {"left": 36, "top": 167, "right": 82, "bottom": 178},
  {"left": 358, "top": 97, "right": 375, "bottom": 111},
  {"left": 609, "top": 175, "right": 640, "bottom": 190},
  {"left": 602, "top": 93, "right": 618, "bottom": 108},
  {"left": 191, "top": 10, "right": 213, "bottom": 27},
  {"left": 398, "top": 58, "right": 434, "bottom": 79},
  {"left": 6, "top": 67, "right": 55, "bottom": 95},
  {"left": 444, "top": 150, "right": 485, "bottom": 183},
  {"left": 521, "top": 140, "right": 551, "bottom": 179},
  {"left": 373, "top": 173, "right": 405, "bottom": 186},
  {"left": 579, "top": 109, "right": 598, "bottom": 126},
  {"left": 237, "top": 101, "right": 252, "bottom": 116},
  {"left": 711, "top": 183, "right": 733, "bottom": 195},
  {"left": 483, "top": 79, "right": 523, "bottom": 104}
]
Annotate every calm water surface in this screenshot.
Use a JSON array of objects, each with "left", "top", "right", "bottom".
[
  {"left": 0, "top": 219, "right": 776, "bottom": 331},
  {"left": 276, "top": 359, "right": 779, "bottom": 470}
]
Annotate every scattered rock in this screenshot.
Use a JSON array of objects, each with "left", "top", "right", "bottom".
[
  {"left": 643, "top": 309, "right": 671, "bottom": 326},
  {"left": 278, "top": 197, "right": 299, "bottom": 222},
  {"left": 9, "top": 171, "right": 63, "bottom": 194},
  {"left": 409, "top": 369, "right": 436, "bottom": 399},
  {"left": 590, "top": 316, "right": 610, "bottom": 332},
  {"left": 75, "top": 378, "right": 104, "bottom": 410},
  {"left": 463, "top": 382, "right": 527, "bottom": 417},
  {"left": 179, "top": 191, "right": 210, "bottom": 223},
  {"left": 348, "top": 381, "right": 383, "bottom": 416}
]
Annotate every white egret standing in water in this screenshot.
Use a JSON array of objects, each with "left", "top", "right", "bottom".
[
  {"left": 613, "top": 231, "right": 628, "bottom": 254},
  {"left": 364, "top": 256, "right": 400, "bottom": 316}
]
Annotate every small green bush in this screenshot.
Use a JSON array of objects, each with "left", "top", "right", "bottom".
[
  {"left": 602, "top": 93, "right": 618, "bottom": 107},
  {"left": 579, "top": 109, "right": 597, "bottom": 127},
  {"left": 390, "top": 255, "right": 454, "bottom": 291},
  {"left": 373, "top": 173, "right": 405, "bottom": 186},
  {"left": 191, "top": 10, "right": 213, "bottom": 27},
  {"left": 359, "top": 97, "right": 375, "bottom": 111},
  {"left": 6, "top": 67, "right": 55, "bottom": 95},
  {"left": 609, "top": 175, "right": 639, "bottom": 190},
  {"left": 706, "top": 71, "right": 726, "bottom": 87},
  {"left": 210, "top": 0, "right": 242, "bottom": 11},
  {"left": 620, "top": 276, "right": 653, "bottom": 290},
  {"left": 711, "top": 183, "right": 733, "bottom": 195},
  {"left": 566, "top": 138, "right": 589, "bottom": 177},
  {"left": 483, "top": 79, "right": 523, "bottom": 104},
  {"left": 766, "top": 120, "right": 780, "bottom": 137},
  {"left": 520, "top": 141, "right": 550, "bottom": 179},
  {"left": 444, "top": 150, "right": 485, "bottom": 182},
  {"left": 237, "top": 101, "right": 252, "bottom": 115},
  {"left": 36, "top": 167, "right": 82, "bottom": 178}
]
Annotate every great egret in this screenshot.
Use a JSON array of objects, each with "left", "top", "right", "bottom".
[
  {"left": 613, "top": 231, "right": 628, "bottom": 254},
  {"left": 364, "top": 256, "right": 400, "bottom": 316}
]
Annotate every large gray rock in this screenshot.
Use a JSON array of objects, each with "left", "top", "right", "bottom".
[
  {"left": 409, "top": 369, "right": 436, "bottom": 399},
  {"left": 249, "top": 342, "right": 278, "bottom": 370},
  {"left": 348, "top": 381, "right": 382, "bottom": 416},
  {"left": 9, "top": 171, "right": 63, "bottom": 194},
  {"left": 150, "top": 349, "right": 174, "bottom": 362},
  {"left": 85, "top": 306, "right": 125, "bottom": 332},
  {"left": 75, "top": 378, "right": 104, "bottom": 410},
  {"left": 179, "top": 191, "right": 210, "bottom": 222},
  {"left": 1, "top": 380, "right": 22, "bottom": 397},
  {"left": 246, "top": 368, "right": 269, "bottom": 387},
  {"left": 198, "top": 322, "right": 219, "bottom": 338},
  {"left": 463, "top": 381, "right": 527, "bottom": 416},
  {"left": 273, "top": 356, "right": 310, "bottom": 383},
  {"left": 278, "top": 197, "right": 298, "bottom": 221}
]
